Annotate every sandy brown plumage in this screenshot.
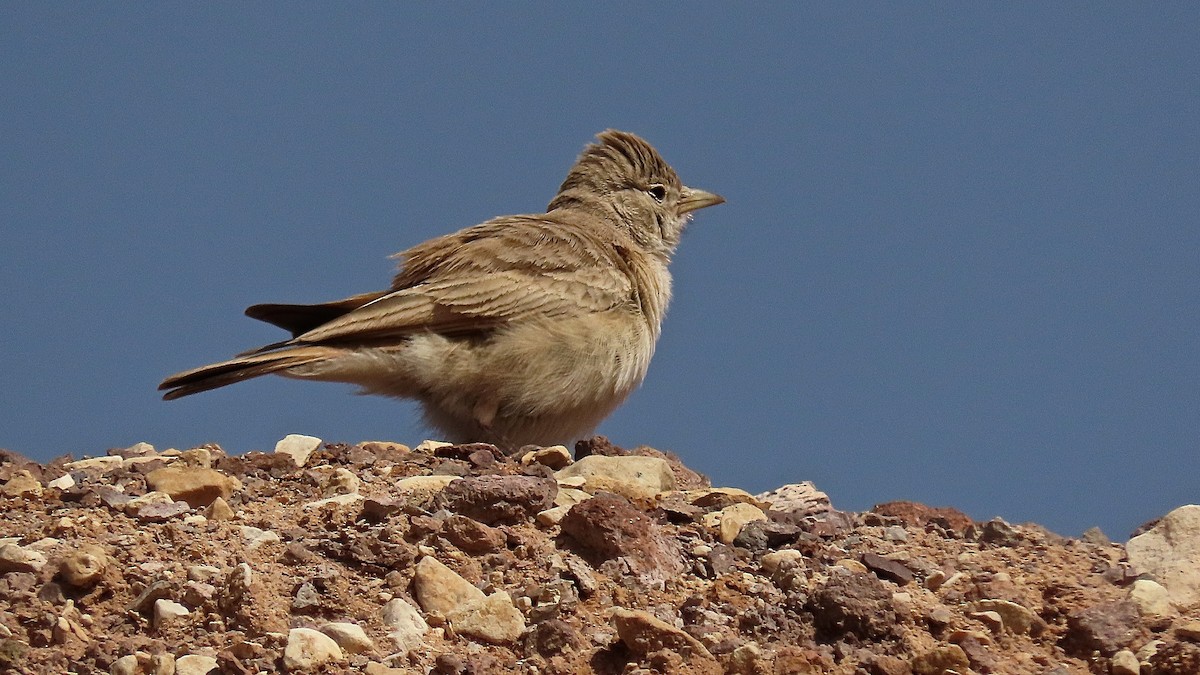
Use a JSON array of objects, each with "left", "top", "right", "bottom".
[{"left": 160, "top": 130, "right": 723, "bottom": 447}]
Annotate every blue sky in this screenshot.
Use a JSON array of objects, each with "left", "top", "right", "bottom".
[{"left": 2, "top": 5, "right": 1197, "bottom": 539}]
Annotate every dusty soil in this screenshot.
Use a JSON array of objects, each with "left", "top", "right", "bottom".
[{"left": 0, "top": 437, "right": 1196, "bottom": 674}]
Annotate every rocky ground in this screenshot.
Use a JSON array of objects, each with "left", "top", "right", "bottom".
[{"left": 1, "top": 436, "right": 1198, "bottom": 675}]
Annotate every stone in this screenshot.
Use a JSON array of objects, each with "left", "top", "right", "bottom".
[
  {"left": 1110, "top": 649, "right": 1140, "bottom": 675},
  {"left": 153, "top": 599, "right": 190, "bottom": 629},
  {"left": 174, "top": 654, "right": 219, "bottom": 675},
  {"left": 448, "top": 591, "right": 527, "bottom": 644},
  {"left": 1175, "top": 621, "right": 1200, "bottom": 641},
  {"left": 0, "top": 544, "right": 47, "bottom": 573},
  {"left": 303, "top": 493, "right": 364, "bottom": 509},
  {"left": 809, "top": 573, "right": 898, "bottom": 641},
  {"left": 559, "top": 492, "right": 683, "bottom": 578},
  {"left": 1126, "top": 505, "right": 1200, "bottom": 610},
  {"left": 274, "top": 434, "right": 322, "bottom": 467},
  {"left": 554, "top": 455, "right": 675, "bottom": 500},
  {"left": 240, "top": 526, "right": 281, "bottom": 549},
  {"left": 760, "top": 549, "right": 805, "bottom": 575},
  {"left": 47, "top": 474, "right": 75, "bottom": 490},
  {"left": 911, "top": 644, "right": 969, "bottom": 674},
  {"left": 755, "top": 481, "right": 831, "bottom": 516},
  {"left": 177, "top": 447, "right": 212, "bottom": 468},
  {"left": 320, "top": 622, "right": 374, "bottom": 654},
  {"left": 611, "top": 608, "right": 718, "bottom": 670},
  {"left": 109, "top": 654, "right": 139, "bottom": 675},
  {"left": 381, "top": 597, "right": 429, "bottom": 652},
  {"left": 862, "top": 553, "right": 915, "bottom": 585},
  {"left": 522, "top": 445, "right": 573, "bottom": 469},
  {"left": 1062, "top": 600, "right": 1144, "bottom": 657},
  {"left": 134, "top": 499, "right": 192, "bottom": 522},
  {"left": 703, "top": 502, "right": 767, "bottom": 545},
  {"left": 145, "top": 467, "right": 239, "bottom": 508},
  {"left": 283, "top": 627, "right": 343, "bottom": 671},
  {"left": 973, "top": 598, "right": 1038, "bottom": 635},
  {"left": 442, "top": 515, "right": 505, "bottom": 553},
  {"left": 62, "top": 456, "right": 122, "bottom": 472},
  {"left": 434, "top": 474, "right": 556, "bottom": 524},
  {"left": 322, "top": 467, "right": 360, "bottom": 495},
  {"left": 2, "top": 470, "right": 42, "bottom": 498},
  {"left": 393, "top": 475, "right": 461, "bottom": 508},
  {"left": 1129, "top": 579, "right": 1176, "bottom": 619},
  {"left": 413, "top": 439, "right": 452, "bottom": 453},
  {"left": 58, "top": 545, "right": 109, "bottom": 587},
  {"left": 411, "top": 556, "right": 485, "bottom": 616},
  {"left": 203, "top": 497, "right": 235, "bottom": 521}
]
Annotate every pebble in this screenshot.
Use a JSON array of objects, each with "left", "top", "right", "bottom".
[
  {"left": 447, "top": 591, "right": 527, "bottom": 644},
  {"left": 973, "top": 598, "right": 1037, "bottom": 634},
  {"left": 303, "top": 493, "right": 364, "bottom": 509},
  {"left": 611, "top": 607, "right": 717, "bottom": 666},
  {"left": 1128, "top": 579, "right": 1175, "bottom": 619},
  {"left": 274, "top": 434, "right": 323, "bottom": 467},
  {"left": 174, "top": 654, "right": 219, "bottom": 675},
  {"left": 283, "top": 627, "right": 343, "bottom": 671},
  {"left": 240, "top": 526, "right": 281, "bottom": 549},
  {"left": 203, "top": 497, "right": 235, "bottom": 521},
  {"left": 153, "top": 598, "right": 190, "bottom": 629},
  {"left": 521, "top": 445, "right": 572, "bottom": 470},
  {"left": 0, "top": 544, "right": 47, "bottom": 573},
  {"left": 47, "top": 473, "right": 76, "bottom": 490},
  {"left": 62, "top": 456, "right": 123, "bottom": 472},
  {"left": 1127, "top": 505, "right": 1200, "bottom": 609},
  {"left": 381, "top": 597, "right": 429, "bottom": 652},
  {"left": 2, "top": 470, "right": 42, "bottom": 498},
  {"left": 58, "top": 544, "right": 109, "bottom": 587},
  {"left": 413, "top": 439, "right": 452, "bottom": 453},
  {"left": 320, "top": 621, "right": 375, "bottom": 654},
  {"left": 754, "top": 481, "right": 831, "bottom": 516},
  {"left": 144, "top": 467, "right": 240, "bottom": 508},
  {"left": 1110, "top": 649, "right": 1140, "bottom": 675},
  {"left": 411, "top": 556, "right": 486, "bottom": 615},
  {"left": 553, "top": 455, "right": 676, "bottom": 501},
  {"left": 393, "top": 475, "right": 461, "bottom": 508},
  {"left": 702, "top": 502, "right": 768, "bottom": 545},
  {"left": 911, "top": 644, "right": 969, "bottom": 674}
]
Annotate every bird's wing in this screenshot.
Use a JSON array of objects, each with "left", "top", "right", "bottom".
[{"left": 287, "top": 215, "right": 633, "bottom": 346}]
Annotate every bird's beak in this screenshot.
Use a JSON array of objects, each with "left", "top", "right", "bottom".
[{"left": 678, "top": 187, "right": 725, "bottom": 214}]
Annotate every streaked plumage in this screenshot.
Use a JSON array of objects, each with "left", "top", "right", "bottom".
[{"left": 160, "top": 130, "right": 723, "bottom": 447}]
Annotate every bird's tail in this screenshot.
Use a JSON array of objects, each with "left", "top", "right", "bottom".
[{"left": 158, "top": 345, "right": 340, "bottom": 400}]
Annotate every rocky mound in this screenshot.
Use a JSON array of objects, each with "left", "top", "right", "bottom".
[{"left": 1, "top": 436, "right": 1198, "bottom": 674}]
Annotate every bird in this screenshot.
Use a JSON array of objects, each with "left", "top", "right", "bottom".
[{"left": 159, "top": 130, "right": 724, "bottom": 447}]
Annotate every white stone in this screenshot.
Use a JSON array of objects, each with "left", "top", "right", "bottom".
[
  {"left": 274, "top": 434, "right": 323, "bottom": 467},
  {"left": 62, "top": 456, "right": 123, "bottom": 471},
  {"left": 109, "top": 654, "right": 139, "bottom": 675},
  {"left": 319, "top": 621, "right": 375, "bottom": 654},
  {"left": 1127, "top": 504, "right": 1200, "bottom": 609},
  {"left": 283, "top": 627, "right": 343, "bottom": 670},
  {"left": 414, "top": 439, "right": 452, "bottom": 453},
  {"left": 0, "top": 543, "right": 47, "bottom": 573},
  {"left": 1110, "top": 649, "right": 1140, "bottom": 675},
  {"left": 303, "top": 493, "right": 364, "bottom": 509},
  {"left": 1129, "top": 578, "right": 1176, "bottom": 619},
  {"left": 174, "top": 654, "right": 219, "bottom": 675},
  {"left": 381, "top": 597, "right": 429, "bottom": 653},
  {"left": 411, "top": 556, "right": 485, "bottom": 616},
  {"left": 47, "top": 474, "right": 76, "bottom": 490},
  {"left": 553, "top": 455, "right": 676, "bottom": 500},
  {"left": 448, "top": 591, "right": 527, "bottom": 644},
  {"left": 240, "top": 526, "right": 281, "bottom": 549},
  {"left": 153, "top": 599, "right": 191, "bottom": 629}
]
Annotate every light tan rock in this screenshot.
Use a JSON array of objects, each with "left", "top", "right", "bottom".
[
  {"left": 973, "top": 599, "right": 1037, "bottom": 634},
  {"left": 611, "top": 607, "right": 717, "bottom": 667},
  {"left": 1129, "top": 578, "right": 1176, "bottom": 619},
  {"left": 521, "top": 445, "right": 572, "bottom": 470},
  {"left": 448, "top": 591, "right": 527, "bottom": 644},
  {"left": 320, "top": 621, "right": 375, "bottom": 654},
  {"left": 274, "top": 434, "right": 323, "bottom": 467},
  {"left": 0, "top": 543, "right": 47, "bottom": 573},
  {"left": 2, "top": 470, "right": 42, "bottom": 498},
  {"left": 381, "top": 597, "right": 429, "bottom": 652},
  {"left": 411, "top": 556, "right": 485, "bottom": 616},
  {"left": 63, "top": 456, "right": 123, "bottom": 472},
  {"left": 174, "top": 654, "right": 219, "bottom": 675},
  {"left": 283, "top": 627, "right": 343, "bottom": 671},
  {"left": 145, "top": 467, "right": 240, "bottom": 508},
  {"left": 1110, "top": 649, "right": 1140, "bottom": 675},
  {"left": 1127, "top": 504, "right": 1200, "bottom": 609},
  {"left": 553, "top": 455, "right": 676, "bottom": 501},
  {"left": 47, "top": 473, "right": 76, "bottom": 490},
  {"left": 394, "top": 475, "right": 461, "bottom": 507},
  {"left": 59, "top": 544, "right": 109, "bottom": 587},
  {"left": 703, "top": 502, "right": 768, "bottom": 544},
  {"left": 153, "top": 599, "right": 190, "bottom": 629},
  {"left": 203, "top": 497, "right": 235, "bottom": 521}
]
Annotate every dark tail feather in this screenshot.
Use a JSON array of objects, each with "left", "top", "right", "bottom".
[
  {"left": 245, "top": 290, "right": 391, "bottom": 337},
  {"left": 158, "top": 346, "right": 336, "bottom": 400}
]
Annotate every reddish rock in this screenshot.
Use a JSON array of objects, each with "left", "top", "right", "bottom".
[
  {"left": 1062, "top": 600, "right": 1145, "bottom": 657},
  {"left": 434, "top": 474, "right": 556, "bottom": 524},
  {"left": 559, "top": 492, "right": 683, "bottom": 578}
]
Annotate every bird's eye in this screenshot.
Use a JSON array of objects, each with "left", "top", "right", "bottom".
[{"left": 647, "top": 184, "right": 667, "bottom": 202}]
